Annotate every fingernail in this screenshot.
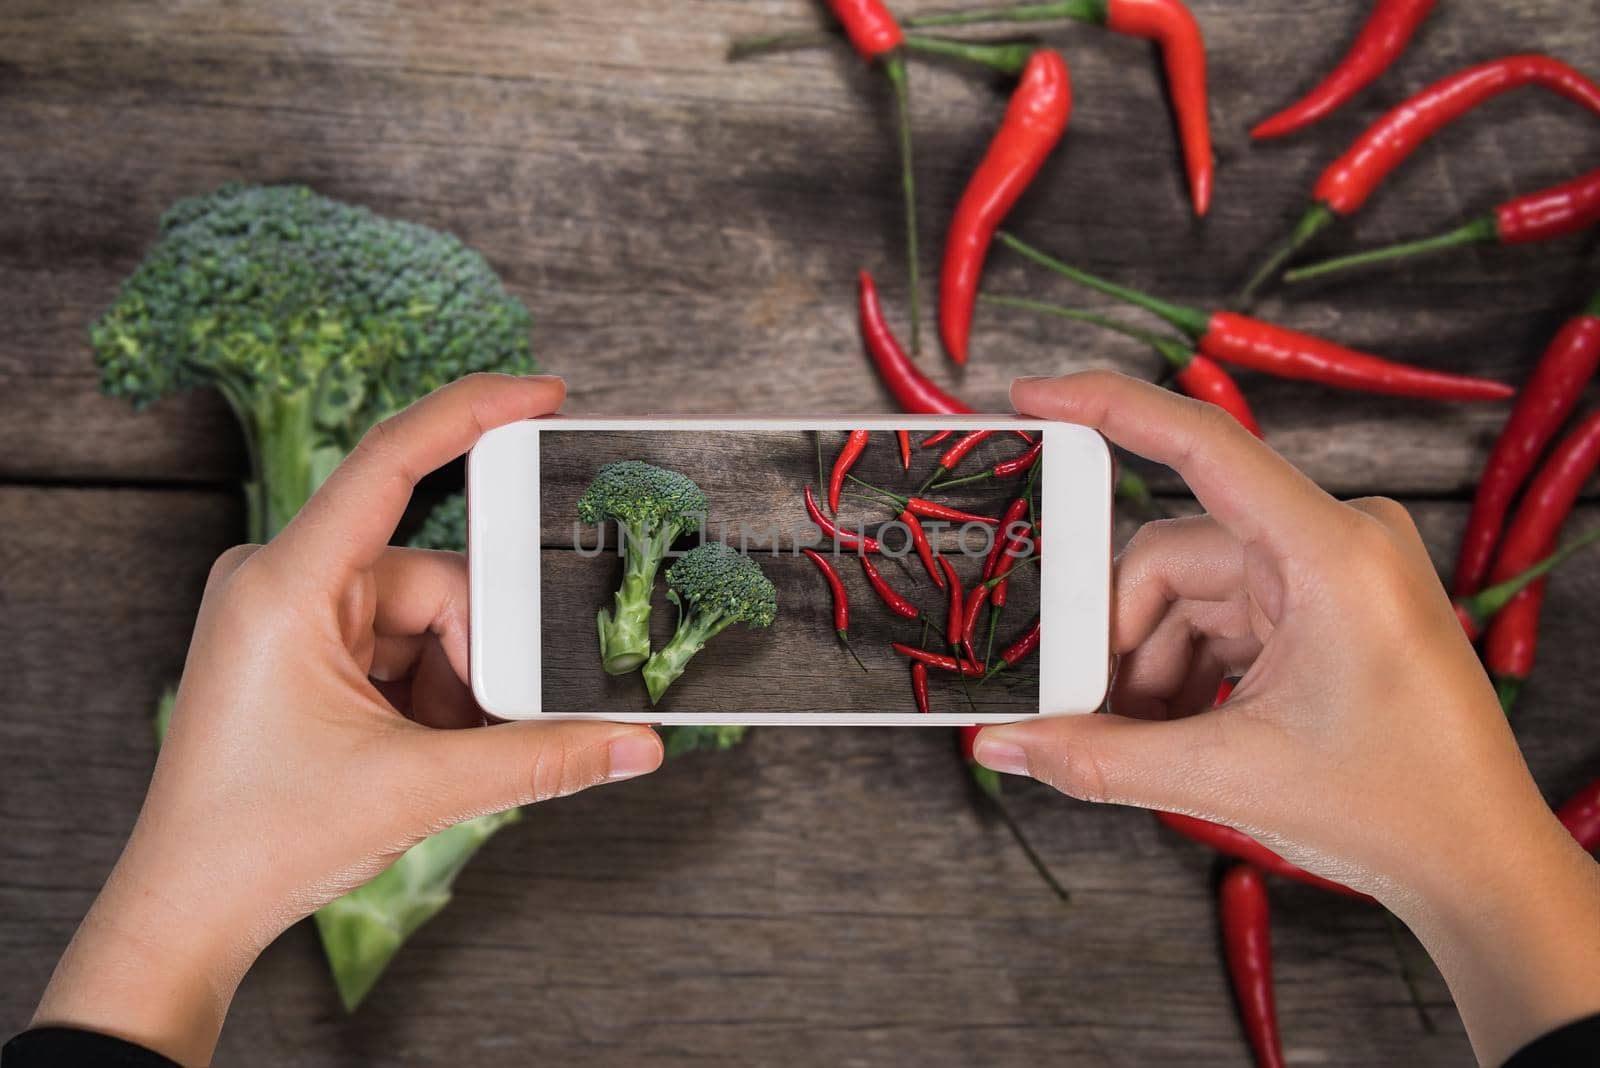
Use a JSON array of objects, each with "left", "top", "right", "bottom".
[
  {"left": 972, "top": 738, "right": 1029, "bottom": 776},
  {"left": 607, "top": 733, "right": 662, "bottom": 781}
]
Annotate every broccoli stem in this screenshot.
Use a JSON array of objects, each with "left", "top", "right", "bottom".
[
  {"left": 597, "top": 524, "right": 674, "bottom": 674},
  {"left": 643, "top": 611, "right": 734, "bottom": 704}
]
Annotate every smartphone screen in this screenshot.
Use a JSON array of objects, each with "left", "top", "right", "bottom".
[{"left": 469, "top": 419, "right": 1111, "bottom": 724}]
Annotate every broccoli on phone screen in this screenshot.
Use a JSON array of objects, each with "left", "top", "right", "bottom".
[
  {"left": 644, "top": 542, "right": 777, "bottom": 705},
  {"left": 577, "top": 460, "right": 709, "bottom": 674}
]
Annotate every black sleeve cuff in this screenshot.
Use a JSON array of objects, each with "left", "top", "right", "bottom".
[
  {"left": 3, "top": 1027, "right": 181, "bottom": 1067},
  {"left": 1502, "top": 1011, "right": 1600, "bottom": 1068}
]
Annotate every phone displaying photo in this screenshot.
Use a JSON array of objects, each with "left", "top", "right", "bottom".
[{"left": 468, "top": 419, "right": 1111, "bottom": 724}]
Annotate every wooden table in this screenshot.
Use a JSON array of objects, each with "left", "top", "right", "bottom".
[{"left": 3, "top": 2, "right": 1598, "bottom": 1063}]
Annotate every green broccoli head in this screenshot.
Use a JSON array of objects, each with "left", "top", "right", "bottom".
[
  {"left": 407, "top": 494, "right": 467, "bottom": 552},
  {"left": 643, "top": 542, "right": 776, "bottom": 704},
  {"left": 579, "top": 461, "right": 709, "bottom": 675},
  {"left": 91, "top": 183, "right": 536, "bottom": 541}
]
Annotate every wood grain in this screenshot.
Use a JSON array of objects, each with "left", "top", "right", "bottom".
[
  {"left": 6, "top": 485, "right": 1599, "bottom": 1065},
  {"left": 3, "top": 0, "right": 1600, "bottom": 1064},
  {"left": 1, "top": 1, "right": 1598, "bottom": 492}
]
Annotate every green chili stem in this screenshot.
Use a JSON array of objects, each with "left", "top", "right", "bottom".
[
  {"left": 982, "top": 294, "right": 1193, "bottom": 370},
  {"left": 906, "top": 0, "right": 1105, "bottom": 29},
  {"left": 1236, "top": 202, "right": 1339, "bottom": 305},
  {"left": 997, "top": 232, "right": 1212, "bottom": 338},
  {"left": 1458, "top": 526, "right": 1600, "bottom": 626},
  {"left": 1284, "top": 215, "right": 1497, "bottom": 284},
  {"left": 903, "top": 34, "right": 1035, "bottom": 74},
  {"left": 1383, "top": 911, "right": 1438, "bottom": 1034},
  {"left": 885, "top": 55, "right": 922, "bottom": 355},
  {"left": 726, "top": 28, "right": 835, "bottom": 61}
]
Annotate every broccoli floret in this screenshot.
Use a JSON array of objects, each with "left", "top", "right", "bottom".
[
  {"left": 407, "top": 493, "right": 467, "bottom": 552},
  {"left": 578, "top": 460, "right": 709, "bottom": 674},
  {"left": 91, "top": 183, "right": 536, "bottom": 541},
  {"left": 643, "top": 542, "right": 776, "bottom": 704}
]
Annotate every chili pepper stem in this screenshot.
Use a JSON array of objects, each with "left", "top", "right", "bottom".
[
  {"left": 929, "top": 470, "right": 995, "bottom": 491},
  {"left": 902, "top": 33, "right": 1037, "bottom": 75},
  {"left": 1457, "top": 526, "right": 1600, "bottom": 633},
  {"left": 997, "top": 232, "right": 1211, "bottom": 338},
  {"left": 906, "top": 0, "right": 1105, "bottom": 29},
  {"left": 837, "top": 630, "right": 870, "bottom": 673},
  {"left": 1236, "top": 202, "right": 1339, "bottom": 305},
  {"left": 1382, "top": 911, "right": 1438, "bottom": 1034},
  {"left": 980, "top": 787, "right": 1073, "bottom": 903},
  {"left": 1285, "top": 215, "right": 1497, "bottom": 284},
  {"left": 983, "top": 294, "right": 1192, "bottom": 369},
  {"left": 884, "top": 54, "right": 922, "bottom": 355},
  {"left": 1495, "top": 676, "right": 1524, "bottom": 715},
  {"left": 726, "top": 28, "right": 835, "bottom": 60}
]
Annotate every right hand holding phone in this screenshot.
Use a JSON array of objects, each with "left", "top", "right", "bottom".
[{"left": 983, "top": 371, "right": 1600, "bottom": 1066}]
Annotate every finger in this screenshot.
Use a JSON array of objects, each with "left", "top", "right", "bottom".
[
  {"left": 1109, "top": 602, "right": 1256, "bottom": 719},
  {"left": 971, "top": 706, "right": 1259, "bottom": 815},
  {"left": 409, "top": 638, "right": 484, "bottom": 730},
  {"left": 278, "top": 374, "right": 565, "bottom": 574},
  {"left": 1014, "top": 371, "right": 1337, "bottom": 546},
  {"left": 408, "top": 720, "right": 664, "bottom": 824},
  {"left": 1113, "top": 515, "right": 1246, "bottom": 654},
  {"left": 372, "top": 548, "right": 472, "bottom": 682},
  {"left": 371, "top": 635, "right": 423, "bottom": 682}
]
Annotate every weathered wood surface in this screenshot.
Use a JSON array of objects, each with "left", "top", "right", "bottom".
[
  {"left": 5, "top": 485, "right": 1600, "bottom": 1066},
  {"left": 4, "top": 0, "right": 1600, "bottom": 1064},
  {"left": 2, "top": 1, "right": 1599, "bottom": 492},
  {"left": 540, "top": 429, "right": 1042, "bottom": 714}
]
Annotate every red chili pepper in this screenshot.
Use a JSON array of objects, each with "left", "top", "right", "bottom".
[
  {"left": 985, "top": 297, "right": 1264, "bottom": 434},
  {"left": 1251, "top": 0, "right": 1438, "bottom": 140},
  {"left": 911, "top": 661, "right": 931, "bottom": 713},
  {"left": 805, "top": 482, "right": 883, "bottom": 554},
  {"left": 980, "top": 618, "right": 1040, "bottom": 681},
  {"left": 909, "top": 497, "right": 1002, "bottom": 526},
  {"left": 990, "top": 523, "right": 1037, "bottom": 608},
  {"left": 993, "top": 438, "right": 1043, "bottom": 478},
  {"left": 1219, "top": 865, "right": 1287, "bottom": 1068},
  {"left": 902, "top": 509, "right": 946, "bottom": 589},
  {"left": 984, "top": 499, "right": 1031, "bottom": 580},
  {"left": 1155, "top": 812, "right": 1374, "bottom": 902},
  {"left": 1454, "top": 291, "right": 1600, "bottom": 596},
  {"left": 825, "top": 0, "right": 903, "bottom": 60},
  {"left": 1241, "top": 54, "right": 1600, "bottom": 300},
  {"left": 1556, "top": 776, "right": 1600, "bottom": 852},
  {"left": 858, "top": 271, "right": 974, "bottom": 414},
  {"left": 897, "top": 430, "right": 912, "bottom": 470},
  {"left": 940, "top": 555, "right": 964, "bottom": 647},
  {"left": 1104, "top": 0, "right": 1212, "bottom": 216},
  {"left": 893, "top": 641, "right": 986, "bottom": 677},
  {"left": 962, "top": 581, "right": 992, "bottom": 660},
  {"left": 829, "top": 430, "right": 871, "bottom": 513},
  {"left": 1287, "top": 167, "right": 1600, "bottom": 283},
  {"left": 860, "top": 555, "right": 921, "bottom": 619},
  {"left": 1482, "top": 411, "right": 1600, "bottom": 711},
  {"left": 801, "top": 548, "right": 868, "bottom": 672},
  {"left": 921, "top": 430, "right": 956, "bottom": 447},
  {"left": 1454, "top": 529, "right": 1600, "bottom": 641},
  {"left": 958, "top": 723, "right": 981, "bottom": 762},
  {"left": 939, "top": 429, "right": 996, "bottom": 473},
  {"left": 997, "top": 233, "right": 1515, "bottom": 403},
  {"left": 907, "top": 0, "right": 1211, "bottom": 216},
  {"left": 940, "top": 49, "right": 1071, "bottom": 365}
]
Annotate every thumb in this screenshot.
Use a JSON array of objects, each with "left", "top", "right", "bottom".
[
  {"left": 971, "top": 711, "right": 1248, "bottom": 815},
  {"left": 411, "top": 719, "right": 664, "bottom": 824}
]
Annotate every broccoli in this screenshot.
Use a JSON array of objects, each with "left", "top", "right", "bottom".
[
  {"left": 578, "top": 460, "right": 709, "bottom": 674},
  {"left": 643, "top": 542, "right": 777, "bottom": 704},
  {"left": 91, "top": 183, "right": 536, "bottom": 541}
]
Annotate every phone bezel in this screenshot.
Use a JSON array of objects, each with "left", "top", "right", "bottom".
[{"left": 468, "top": 416, "right": 1111, "bottom": 725}]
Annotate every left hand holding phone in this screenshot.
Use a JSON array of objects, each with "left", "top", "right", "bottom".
[{"left": 29, "top": 373, "right": 664, "bottom": 1066}]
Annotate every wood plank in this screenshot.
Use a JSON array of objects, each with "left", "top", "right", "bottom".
[
  {"left": 1, "top": 1, "right": 1598, "bottom": 491},
  {"left": 5, "top": 484, "right": 1598, "bottom": 1064}
]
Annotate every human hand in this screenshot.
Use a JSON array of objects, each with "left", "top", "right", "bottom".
[
  {"left": 977, "top": 371, "right": 1600, "bottom": 1065},
  {"left": 31, "top": 374, "right": 664, "bottom": 1066}
]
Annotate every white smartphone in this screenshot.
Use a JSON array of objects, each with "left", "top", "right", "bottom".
[{"left": 467, "top": 418, "right": 1111, "bottom": 725}]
